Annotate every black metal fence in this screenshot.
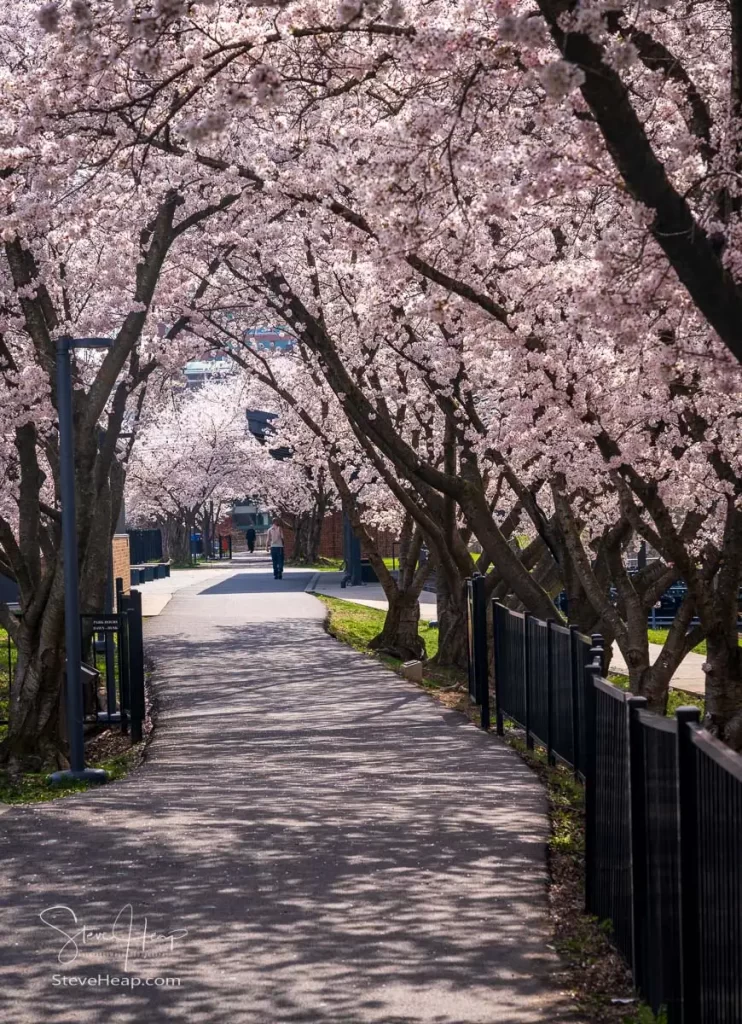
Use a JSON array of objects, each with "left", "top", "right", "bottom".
[
  {"left": 206, "top": 535, "right": 233, "bottom": 560},
  {"left": 0, "top": 626, "right": 15, "bottom": 732},
  {"left": 466, "top": 585, "right": 742, "bottom": 1023},
  {"left": 0, "top": 590, "right": 145, "bottom": 747},
  {"left": 79, "top": 583, "right": 146, "bottom": 744},
  {"left": 490, "top": 600, "right": 593, "bottom": 774},
  {"left": 466, "top": 575, "right": 489, "bottom": 728},
  {"left": 127, "top": 528, "right": 163, "bottom": 565}
]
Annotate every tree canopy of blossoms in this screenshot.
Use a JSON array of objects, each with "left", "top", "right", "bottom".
[
  {"left": 126, "top": 377, "right": 265, "bottom": 560},
  {"left": 2, "top": 0, "right": 742, "bottom": 764}
]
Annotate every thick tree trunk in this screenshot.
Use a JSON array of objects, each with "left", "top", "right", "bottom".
[
  {"left": 705, "top": 630, "right": 742, "bottom": 749},
  {"left": 160, "top": 516, "right": 187, "bottom": 562},
  {"left": 163, "top": 514, "right": 193, "bottom": 564},
  {"left": 4, "top": 578, "right": 67, "bottom": 771},
  {"left": 305, "top": 505, "right": 323, "bottom": 564},
  {"left": 2, "top": 473, "right": 115, "bottom": 770},
  {"left": 369, "top": 590, "right": 425, "bottom": 661},
  {"left": 287, "top": 503, "right": 325, "bottom": 564},
  {"left": 288, "top": 513, "right": 311, "bottom": 563},
  {"left": 434, "top": 571, "right": 469, "bottom": 670}
]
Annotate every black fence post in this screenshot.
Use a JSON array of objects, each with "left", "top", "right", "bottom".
[
  {"left": 523, "top": 612, "right": 533, "bottom": 750},
  {"left": 569, "top": 626, "right": 582, "bottom": 779},
  {"left": 676, "top": 706, "right": 701, "bottom": 1024},
  {"left": 465, "top": 578, "right": 475, "bottom": 704},
  {"left": 546, "top": 619, "right": 555, "bottom": 766},
  {"left": 117, "top": 602, "right": 131, "bottom": 741},
  {"left": 116, "top": 580, "right": 130, "bottom": 736},
  {"left": 104, "top": 555, "right": 117, "bottom": 719},
  {"left": 628, "top": 695, "right": 648, "bottom": 989},
  {"left": 472, "top": 574, "right": 489, "bottom": 730},
  {"left": 228, "top": 535, "right": 233, "bottom": 560},
  {"left": 591, "top": 632, "right": 605, "bottom": 676},
  {"left": 128, "top": 588, "right": 145, "bottom": 744},
  {"left": 584, "top": 660, "right": 600, "bottom": 913},
  {"left": 492, "top": 601, "right": 504, "bottom": 736}
]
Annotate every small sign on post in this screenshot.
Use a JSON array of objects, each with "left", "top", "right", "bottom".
[{"left": 90, "top": 615, "right": 120, "bottom": 633}]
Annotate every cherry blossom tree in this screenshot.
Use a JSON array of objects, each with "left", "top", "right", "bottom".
[
  {"left": 0, "top": 5, "right": 264, "bottom": 768},
  {"left": 7, "top": 0, "right": 742, "bottom": 753},
  {"left": 200, "top": 334, "right": 437, "bottom": 660},
  {"left": 127, "top": 377, "right": 263, "bottom": 562}
]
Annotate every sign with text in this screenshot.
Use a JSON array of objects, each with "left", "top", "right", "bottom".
[{"left": 88, "top": 615, "right": 120, "bottom": 634}]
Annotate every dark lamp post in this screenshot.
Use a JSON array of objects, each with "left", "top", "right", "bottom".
[{"left": 49, "top": 336, "right": 113, "bottom": 786}]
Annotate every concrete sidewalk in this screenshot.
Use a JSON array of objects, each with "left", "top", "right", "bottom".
[
  {"left": 610, "top": 643, "right": 706, "bottom": 695},
  {"left": 0, "top": 567, "right": 575, "bottom": 1023},
  {"left": 310, "top": 572, "right": 439, "bottom": 620}
]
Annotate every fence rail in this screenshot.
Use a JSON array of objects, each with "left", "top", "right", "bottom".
[
  {"left": 466, "top": 584, "right": 742, "bottom": 1024},
  {"left": 0, "top": 584, "right": 145, "bottom": 747}
]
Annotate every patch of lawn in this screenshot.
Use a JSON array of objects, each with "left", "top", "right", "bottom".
[
  {"left": 647, "top": 628, "right": 709, "bottom": 656},
  {"left": 289, "top": 557, "right": 344, "bottom": 572},
  {"left": 647, "top": 627, "right": 742, "bottom": 658},
  {"left": 316, "top": 594, "right": 443, "bottom": 675},
  {"left": 666, "top": 687, "right": 705, "bottom": 718},
  {"left": 608, "top": 671, "right": 630, "bottom": 690},
  {"left": 609, "top": 670, "right": 705, "bottom": 718},
  {"left": 317, "top": 595, "right": 387, "bottom": 650},
  {"left": 0, "top": 746, "right": 141, "bottom": 805}
]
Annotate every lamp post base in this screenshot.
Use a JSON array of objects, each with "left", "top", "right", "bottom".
[{"left": 47, "top": 768, "right": 109, "bottom": 786}]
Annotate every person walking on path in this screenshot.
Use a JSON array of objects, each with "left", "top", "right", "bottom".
[
  {"left": 246, "top": 526, "right": 256, "bottom": 554},
  {"left": 266, "top": 519, "right": 285, "bottom": 578}
]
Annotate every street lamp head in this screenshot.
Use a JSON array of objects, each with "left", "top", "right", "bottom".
[
  {"left": 57, "top": 335, "right": 114, "bottom": 352},
  {"left": 63, "top": 337, "right": 114, "bottom": 354}
]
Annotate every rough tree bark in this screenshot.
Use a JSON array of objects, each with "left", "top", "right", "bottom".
[{"left": 366, "top": 516, "right": 430, "bottom": 661}]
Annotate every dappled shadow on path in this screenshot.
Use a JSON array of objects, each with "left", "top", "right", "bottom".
[{"left": 0, "top": 606, "right": 575, "bottom": 1024}]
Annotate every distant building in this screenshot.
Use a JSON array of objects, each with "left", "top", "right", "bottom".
[
  {"left": 183, "top": 326, "right": 293, "bottom": 388},
  {"left": 183, "top": 353, "right": 234, "bottom": 387},
  {"left": 245, "top": 327, "right": 294, "bottom": 352}
]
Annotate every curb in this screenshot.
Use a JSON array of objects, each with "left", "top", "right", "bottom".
[{"left": 305, "top": 572, "right": 320, "bottom": 593}]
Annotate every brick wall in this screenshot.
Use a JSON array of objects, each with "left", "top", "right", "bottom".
[
  {"left": 319, "top": 511, "right": 344, "bottom": 559},
  {"left": 112, "top": 534, "right": 130, "bottom": 597}
]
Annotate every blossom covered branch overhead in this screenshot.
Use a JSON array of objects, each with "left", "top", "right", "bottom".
[{"left": 2, "top": 0, "right": 742, "bottom": 766}]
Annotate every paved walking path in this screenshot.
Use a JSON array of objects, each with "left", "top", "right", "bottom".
[{"left": 0, "top": 563, "right": 575, "bottom": 1023}]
